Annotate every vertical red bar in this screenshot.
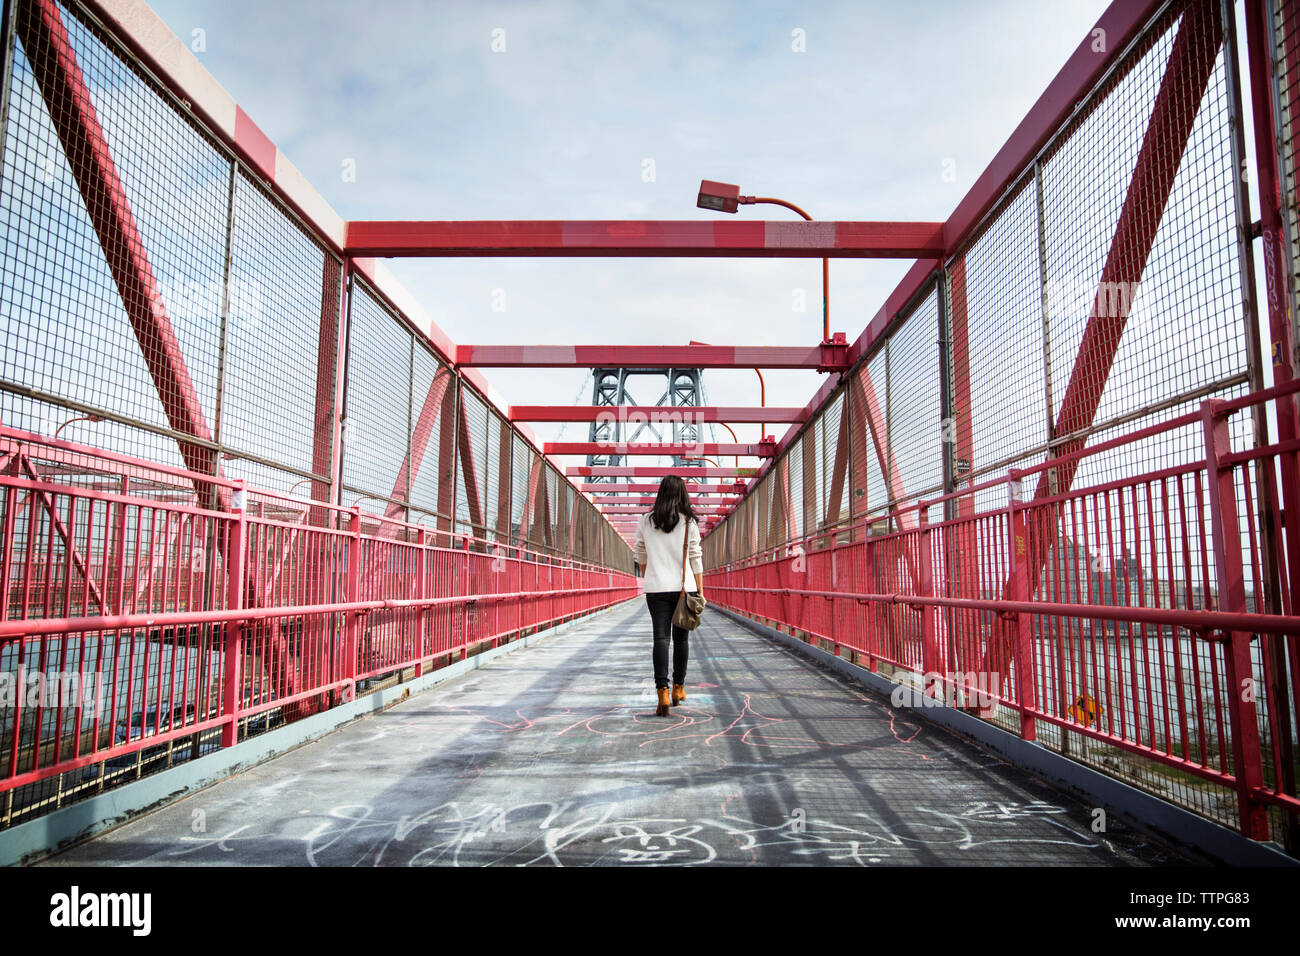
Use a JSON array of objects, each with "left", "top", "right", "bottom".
[
  {"left": 461, "top": 535, "right": 470, "bottom": 660},
  {"left": 344, "top": 509, "right": 361, "bottom": 699},
  {"left": 220, "top": 484, "right": 246, "bottom": 748},
  {"left": 1006, "top": 472, "right": 1037, "bottom": 741},
  {"left": 1201, "top": 400, "right": 1270, "bottom": 839},
  {"left": 414, "top": 528, "right": 427, "bottom": 677},
  {"left": 862, "top": 532, "right": 877, "bottom": 671},
  {"left": 918, "top": 509, "right": 940, "bottom": 696}
]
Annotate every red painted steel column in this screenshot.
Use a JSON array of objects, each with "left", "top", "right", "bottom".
[
  {"left": 461, "top": 535, "right": 471, "bottom": 660},
  {"left": 1005, "top": 472, "right": 1038, "bottom": 741},
  {"left": 863, "top": 531, "right": 878, "bottom": 672},
  {"left": 1247, "top": 0, "right": 1300, "bottom": 750},
  {"left": 1201, "top": 400, "right": 1270, "bottom": 839},
  {"left": 220, "top": 483, "right": 246, "bottom": 748},
  {"left": 918, "top": 509, "right": 942, "bottom": 696},
  {"left": 413, "top": 527, "right": 427, "bottom": 677},
  {"left": 344, "top": 508, "right": 361, "bottom": 701},
  {"left": 311, "top": 256, "right": 344, "bottom": 526},
  {"left": 496, "top": 417, "right": 513, "bottom": 542},
  {"left": 436, "top": 378, "right": 459, "bottom": 543}
]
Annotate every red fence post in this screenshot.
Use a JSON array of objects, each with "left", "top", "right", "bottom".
[
  {"left": 344, "top": 507, "right": 361, "bottom": 700},
  {"left": 220, "top": 481, "right": 246, "bottom": 748},
  {"left": 863, "top": 529, "right": 878, "bottom": 672},
  {"left": 1201, "top": 399, "right": 1271, "bottom": 840},
  {"left": 461, "top": 535, "right": 471, "bottom": 660},
  {"left": 414, "top": 527, "right": 427, "bottom": 677},
  {"left": 1006, "top": 471, "right": 1037, "bottom": 741},
  {"left": 918, "top": 506, "right": 941, "bottom": 696}
]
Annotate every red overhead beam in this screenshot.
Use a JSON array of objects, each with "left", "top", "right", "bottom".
[
  {"left": 513, "top": 405, "right": 802, "bottom": 424},
  {"left": 592, "top": 502, "right": 738, "bottom": 509},
  {"left": 345, "top": 219, "right": 945, "bottom": 259},
  {"left": 568, "top": 465, "right": 757, "bottom": 478},
  {"left": 581, "top": 482, "right": 742, "bottom": 493},
  {"left": 545, "top": 442, "right": 768, "bottom": 457},
  {"left": 455, "top": 344, "right": 832, "bottom": 369}
]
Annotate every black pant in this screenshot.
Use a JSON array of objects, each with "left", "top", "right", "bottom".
[{"left": 646, "top": 591, "right": 694, "bottom": 689}]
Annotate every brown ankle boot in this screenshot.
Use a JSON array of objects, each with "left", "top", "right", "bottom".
[
  {"left": 656, "top": 687, "right": 671, "bottom": 717},
  {"left": 672, "top": 683, "right": 686, "bottom": 706}
]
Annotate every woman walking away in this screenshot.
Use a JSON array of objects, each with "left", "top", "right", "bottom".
[{"left": 633, "top": 475, "right": 705, "bottom": 716}]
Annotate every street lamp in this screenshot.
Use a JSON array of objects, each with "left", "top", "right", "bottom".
[{"left": 696, "top": 179, "right": 833, "bottom": 345}]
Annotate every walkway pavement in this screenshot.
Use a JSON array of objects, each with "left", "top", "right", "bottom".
[{"left": 44, "top": 600, "right": 1191, "bottom": 866}]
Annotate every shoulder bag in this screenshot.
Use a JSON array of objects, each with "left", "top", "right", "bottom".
[{"left": 672, "top": 517, "right": 707, "bottom": 630}]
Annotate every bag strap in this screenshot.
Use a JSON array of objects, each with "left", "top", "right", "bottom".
[{"left": 679, "top": 515, "right": 689, "bottom": 595}]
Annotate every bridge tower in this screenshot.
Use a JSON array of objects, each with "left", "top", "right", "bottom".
[{"left": 586, "top": 367, "right": 706, "bottom": 485}]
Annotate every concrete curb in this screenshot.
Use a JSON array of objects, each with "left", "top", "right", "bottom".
[
  {"left": 714, "top": 606, "right": 1297, "bottom": 868},
  {"left": 3, "top": 599, "right": 637, "bottom": 867}
]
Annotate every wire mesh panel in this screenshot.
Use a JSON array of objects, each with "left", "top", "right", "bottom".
[
  {"left": 221, "top": 172, "right": 341, "bottom": 483},
  {"left": 511, "top": 433, "right": 533, "bottom": 543},
  {"left": 484, "top": 408, "right": 511, "bottom": 543},
  {"left": 341, "top": 280, "right": 412, "bottom": 510},
  {"left": 1042, "top": 1, "right": 1245, "bottom": 464},
  {"left": 849, "top": 349, "right": 890, "bottom": 525},
  {"left": 886, "top": 290, "right": 944, "bottom": 507},
  {"left": 408, "top": 344, "right": 453, "bottom": 526},
  {"left": 0, "top": 0, "right": 231, "bottom": 472},
  {"left": 1272, "top": 0, "right": 1300, "bottom": 328},
  {"left": 455, "top": 386, "right": 489, "bottom": 539},
  {"left": 946, "top": 179, "right": 1046, "bottom": 482}
]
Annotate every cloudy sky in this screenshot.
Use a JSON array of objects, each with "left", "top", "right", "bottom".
[{"left": 146, "top": 0, "right": 1114, "bottom": 463}]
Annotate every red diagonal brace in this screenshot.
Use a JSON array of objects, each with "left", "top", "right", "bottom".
[
  {"left": 17, "top": 0, "right": 220, "bottom": 497},
  {"left": 1020, "top": 1, "right": 1224, "bottom": 592},
  {"left": 456, "top": 398, "right": 485, "bottom": 537},
  {"left": 17, "top": 1, "right": 317, "bottom": 716},
  {"left": 17, "top": 452, "right": 108, "bottom": 613}
]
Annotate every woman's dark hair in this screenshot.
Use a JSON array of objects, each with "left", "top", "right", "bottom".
[{"left": 649, "top": 474, "right": 697, "bottom": 533}]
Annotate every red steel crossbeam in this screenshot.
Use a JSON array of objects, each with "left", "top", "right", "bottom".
[
  {"left": 1019, "top": 0, "right": 1224, "bottom": 592},
  {"left": 454, "top": 344, "right": 839, "bottom": 369},
  {"left": 545, "top": 442, "right": 768, "bottom": 457},
  {"left": 512, "top": 405, "right": 803, "bottom": 424},
  {"left": 345, "top": 220, "right": 945, "bottom": 259},
  {"left": 581, "top": 483, "right": 742, "bottom": 493},
  {"left": 595, "top": 502, "right": 738, "bottom": 509},
  {"left": 568, "top": 466, "right": 757, "bottom": 478}
]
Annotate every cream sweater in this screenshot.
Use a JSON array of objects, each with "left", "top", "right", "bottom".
[{"left": 633, "top": 511, "right": 704, "bottom": 593}]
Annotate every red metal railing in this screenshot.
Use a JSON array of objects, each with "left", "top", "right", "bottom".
[
  {"left": 0, "top": 426, "right": 637, "bottom": 804},
  {"left": 706, "top": 380, "right": 1300, "bottom": 844}
]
